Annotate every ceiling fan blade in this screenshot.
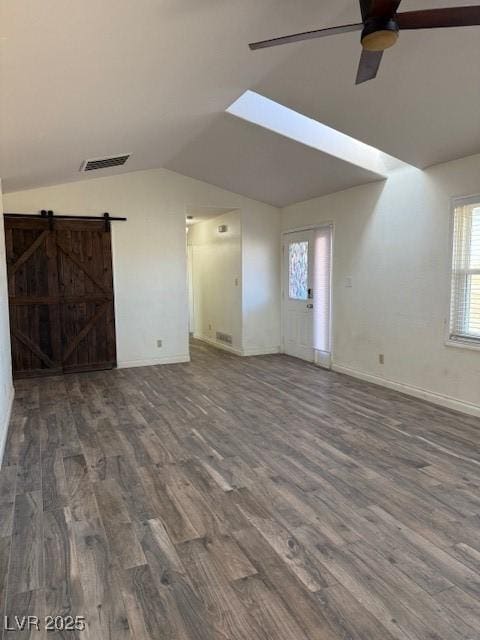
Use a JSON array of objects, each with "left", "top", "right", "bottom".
[
  {"left": 355, "top": 48, "right": 384, "bottom": 84},
  {"left": 397, "top": 6, "right": 480, "bottom": 30},
  {"left": 249, "top": 23, "right": 362, "bottom": 50}
]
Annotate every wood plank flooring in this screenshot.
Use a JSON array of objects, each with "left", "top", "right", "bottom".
[{"left": 1, "top": 339, "right": 479, "bottom": 639}]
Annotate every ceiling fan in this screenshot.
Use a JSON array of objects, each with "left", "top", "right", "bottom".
[{"left": 249, "top": 2, "right": 480, "bottom": 84}]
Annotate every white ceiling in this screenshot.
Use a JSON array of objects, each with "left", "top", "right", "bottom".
[
  {"left": 1, "top": 1, "right": 480, "bottom": 205},
  {"left": 169, "top": 114, "right": 381, "bottom": 207}
]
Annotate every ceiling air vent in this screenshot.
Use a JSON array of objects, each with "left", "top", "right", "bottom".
[{"left": 80, "top": 154, "right": 131, "bottom": 172}]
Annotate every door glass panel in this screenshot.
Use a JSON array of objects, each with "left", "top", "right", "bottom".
[{"left": 288, "top": 241, "right": 308, "bottom": 300}]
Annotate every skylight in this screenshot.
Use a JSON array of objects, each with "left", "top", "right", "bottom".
[{"left": 226, "top": 90, "right": 410, "bottom": 176}]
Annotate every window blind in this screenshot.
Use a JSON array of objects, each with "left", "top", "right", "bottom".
[{"left": 449, "top": 200, "right": 480, "bottom": 344}]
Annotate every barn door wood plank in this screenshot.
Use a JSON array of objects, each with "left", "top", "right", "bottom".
[
  {"left": 46, "top": 229, "right": 62, "bottom": 370},
  {"left": 102, "top": 227, "right": 117, "bottom": 363},
  {"left": 12, "top": 327, "right": 58, "bottom": 370},
  {"left": 9, "top": 230, "right": 49, "bottom": 275},
  {"left": 56, "top": 239, "right": 109, "bottom": 294},
  {"left": 62, "top": 302, "right": 109, "bottom": 363},
  {"left": 9, "top": 294, "right": 110, "bottom": 306}
]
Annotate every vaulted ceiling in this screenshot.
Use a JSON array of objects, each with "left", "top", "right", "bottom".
[{"left": 1, "top": 0, "right": 480, "bottom": 205}]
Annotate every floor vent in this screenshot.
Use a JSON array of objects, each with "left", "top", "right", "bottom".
[
  {"left": 80, "top": 154, "right": 130, "bottom": 172},
  {"left": 216, "top": 332, "right": 233, "bottom": 345}
]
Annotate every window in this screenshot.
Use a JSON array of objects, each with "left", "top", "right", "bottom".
[
  {"left": 288, "top": 241, "right": 308, "bottom": 300},
  {"left": 313, "top": 226, "right": 332, "bottom": 357},
  {"left": 449, "top": 198, "right": 480, "bottom": 346},
  {"left": 226, "top": 91, "right": 409, "bottom": 176}
]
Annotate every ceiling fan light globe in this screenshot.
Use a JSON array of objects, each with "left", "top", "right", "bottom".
[
  {"left": 361, "top": 29, "right": 399, "bottom": 51},
  {"left": 361, "top": 18, "right": 399, "bottom": 51}
]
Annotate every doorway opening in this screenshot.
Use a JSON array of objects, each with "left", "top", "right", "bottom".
[
  {"left": 282, "top": 225, "right": 333, "bottom": 367},
  {"left": 186, "top": 207, "right": 242, "bottom": 354}
]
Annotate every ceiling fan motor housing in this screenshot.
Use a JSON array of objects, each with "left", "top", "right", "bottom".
[{"left": 361, "top": 17, "right": 399, "bottom": 51}]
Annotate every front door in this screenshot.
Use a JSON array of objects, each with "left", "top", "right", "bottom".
[
  {"left": 282, "top": 226, "right": 332, "bottom": 366},
  {"left": 283, "top": 230, "right": 315, "bottom": 361}
]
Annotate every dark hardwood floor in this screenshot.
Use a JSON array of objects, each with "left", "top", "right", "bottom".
[{"left": 1, "top": 340, "right": 479, "bottom": 639}]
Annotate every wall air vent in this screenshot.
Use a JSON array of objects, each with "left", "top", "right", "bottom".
[
  {"left": 216, "top": 332, "right": 233, "bottom": 345},
  {"left": 80, "top": 154, "right": 131, "bottom": 172}
]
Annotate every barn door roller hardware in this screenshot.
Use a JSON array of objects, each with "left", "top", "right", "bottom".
[{"left": 4, "top": 210, "right": 127, "bottom": 232}]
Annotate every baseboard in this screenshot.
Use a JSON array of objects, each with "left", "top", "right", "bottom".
[
  {"left": 118, "top": 354, "right": 190, "bottom": 369},
  {"left": 0, "top": 385, "right": 15, "bottom": 468},
  {"left": 332, "top": 363, "right": 480, "bottom": 418},
  {"left": 195, "top": 335, "right": 280, "bottom": 357},
  {"left": 242, "top": 345, "right": 281, "bottom": 357},
  {"left": 194, "top": 335, "right": 244, "bottom": 356}
]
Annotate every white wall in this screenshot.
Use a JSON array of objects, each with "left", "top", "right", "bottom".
[
  {"left": 188, "top": 210, "right": 243, "bottom": 353},
  {"left": 282, "top": 153, "right": 480, "bottom": 415},
  {"left": 187, "top": 245, "right": 194, "bottom": 334},
  {"left": 0, "top": 180, "right": 14, "bottom": 463},
  {"left": 4, "top": 167, "right": 281, "bottom": 367},
  {"left": 242, "top": 208, "right": 281, "bottom": 355}
]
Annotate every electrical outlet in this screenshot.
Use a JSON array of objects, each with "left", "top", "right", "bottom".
[
  {"left": 379, "top": 354, "right": 384, "bottom": 365},
  {"left": 345, "top": 276, "right": 353, "bottom": 288},
  {"left": 208, "top": 324, "right": 212, "bottom": 331},
  {"left": 157, "top": 339, "right": 162, "bottom": 348}
]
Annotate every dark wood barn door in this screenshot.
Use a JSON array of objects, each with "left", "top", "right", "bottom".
[{"left": 5, "top": 216, "right": 117, "bottom": 378}]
